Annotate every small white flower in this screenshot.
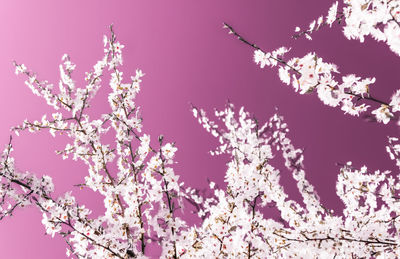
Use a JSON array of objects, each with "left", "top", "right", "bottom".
[
  {"left": 253, "top": 50, "right": 270, "bottom": 68},
  {"left": 372, "top": 105, "right": 393, "bottom": 124},
  {"left": 209, "top": 181, "right": 215, "bottom": 189},
  {"left": 326, "top": 1, "right": 338, "bottom": 26},
  {"left": 390, "top": 89, "right": 400, "bottom": 112}
]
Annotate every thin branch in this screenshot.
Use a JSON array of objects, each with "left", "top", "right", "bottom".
[{"left": 223, "top": 22, "right": 391, "bottom": 107}]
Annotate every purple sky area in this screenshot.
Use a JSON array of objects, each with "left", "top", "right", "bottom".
[{"left": 0, "top": 1, "right": 399, "bottom": 258}]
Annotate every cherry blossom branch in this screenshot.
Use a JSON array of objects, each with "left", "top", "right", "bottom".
[
  {"left": 292, "top": 4, "right": 345, "bottom": 40},
  {"left": 223, "top": 22, "right": 389, "bottom": 104},
  {"left": 33, "top": 198, "right": 125, "bottom": 259},
  {"left": 222, "top": 22, "right": 300, "bottom": 75},
  {"left": 223, "top": 22, "right": 399, "bottom": 124},
  {"left": 293, "top": 1, "right": 400, "bottom": 56},
  {"left": 0, "top": 138, "right": 126, "bottom": 258}
]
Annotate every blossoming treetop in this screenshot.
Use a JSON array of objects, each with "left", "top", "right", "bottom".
[{"left": 2, "top": 2, "right": 400, "bottom": 257}]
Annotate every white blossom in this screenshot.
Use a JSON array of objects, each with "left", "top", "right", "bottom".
[{"left": 327, "top": 1, "right": 339, "bottom": 26}]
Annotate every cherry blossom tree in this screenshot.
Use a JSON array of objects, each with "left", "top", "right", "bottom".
[
  {"left": 4, "top": 26, "right": 187, "bottom": 258},
  {"left": 1, "top": 3, "right": 400, "bottom": 258}
]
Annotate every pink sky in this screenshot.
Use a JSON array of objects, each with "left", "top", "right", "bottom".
[{"left": 0, "top": 1, "right": 399, "bottom": 258}]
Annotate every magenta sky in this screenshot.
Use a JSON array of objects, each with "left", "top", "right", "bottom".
[{"left": 0, "top": 1, "right": 399, "bottom": 258}]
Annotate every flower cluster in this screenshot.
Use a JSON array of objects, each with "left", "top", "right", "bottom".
[
  {"left": 295, "top": 1, "right": 400, "bottom": 56},
  {"left": 254, "top": 47, "right": 399, "bottom": 123}
]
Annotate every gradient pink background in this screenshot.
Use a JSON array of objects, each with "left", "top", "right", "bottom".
[{"left": 0, "top": 1, "right": 399, "bottom": 258}]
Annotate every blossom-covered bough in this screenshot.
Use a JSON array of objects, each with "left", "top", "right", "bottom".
[
  {"left": 176, "top": 104, "right": 400, "bottom": 258},
  {"left": 292, "top": 0, "right": 400, "bottom": 123},
  {"left": 294, "top": 1, "right": 400, "bottom": 56},
  {"left": 6, "top": 25, "right": 187, "bottom": 258},
  {"left": 223, "top": 20, "right": 400, "bottom": 125},
  {"left": 2, "top": 16, "right": 400, "bottom": 259}
]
